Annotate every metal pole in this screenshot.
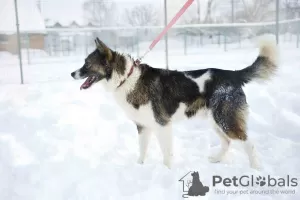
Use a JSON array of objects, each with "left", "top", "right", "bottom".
[
  {"left": 37, "top": 0, "right": 41, "bottom": 12},
  {"left": 136, "top": 29, "right": 140, "bottom": 57},
  {"left": 196, "top": 0, "right": 200, "bottom": 23},
  {"left": 297, "top": 27, "right": 299, "bottom": 48},
  {"left": 231, "top": 0, "right": 234, "bottom": 23},
  {"left": 184, "top": 34, "right": 187, "bottom": 55},
  {"left": 14, "top": 0, "right": 24, "bottom": 84},
  {"left": 164, "top": 0, "right": 169, "bottom": 70},
  {"left": 197, "top": 0, "right": 201, "bottom": 47},
  {"left": 26, "top": 34, "right": 30, "bottom": 65},
  {"left": 224, "top": 35, "right": 227, "bottom": 51},
  {"left": 276, "top": 0, "right": 279, "bottom": 44}
]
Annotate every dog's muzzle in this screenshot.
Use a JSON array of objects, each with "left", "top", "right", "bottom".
[{"left": 71, "top": 70, "right": 83, "bottom": 80}]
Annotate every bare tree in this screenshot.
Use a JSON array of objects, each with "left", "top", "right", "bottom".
[
  {"left": 125, "top": 4, "right": 160, "bottom": 26},
  {"left": 204, "top": 0, "right": 215, "bottom": 23},
  {"left": 235, "top": 0, "right": 275, "bottom": 22},
  {"left": 182, "top": 0, "right": 221, "bottom": 24},
  {"left": 83, "top": 0, "right": 116, "bottom": 26},
  {"left": 283, "top": 0, "right": 300, "bottom": 19}
]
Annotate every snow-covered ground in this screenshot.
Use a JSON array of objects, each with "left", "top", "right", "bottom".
[{"left": 0, "top": 40, "right": 299, "bottom": 200}]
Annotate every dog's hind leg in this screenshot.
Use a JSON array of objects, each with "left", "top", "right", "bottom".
[
  {"left": 155, "top": 125, "right": 173, "bottom": 169},
  {"left": 208, "top": 125, "right": 230, "bottom": 163},
  {"left": 136, "top": 124, "right": 152, "bottom": 164},
  {"left": 210, "top": 88, "right": 261, "bottom": 169}
]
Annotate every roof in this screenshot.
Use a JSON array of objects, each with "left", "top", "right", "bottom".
[
  {"left": 41, "top": 0, "right": 85, "bottom": 28},
  {"left": 0, "top": 0, "right": 46, "bottom": 34},
  {"left": 45, "top": 19, "right": 85, "bottom": 28}
]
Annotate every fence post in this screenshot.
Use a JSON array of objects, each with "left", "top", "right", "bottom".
[
  {"left": 26, "top": 34, "right": 30, "bottom": 65},
  {"left": 184, "top": 33, "right": 187, "bottom": 55},
  {"left": 85, "top": 32, "right": 88, "bottom": 56},
  {"left": 164, "top": 0, "right": 169, "bottom": 69},
  {"left": 224, "top": 35, "right": 227, "bottom": 51},
  {"left": 276, "top": 0, "right": 279, "bottom": 44},
  {"left": 114, "top": 36, "right": 117, "bottom": 51},
  {"left": 136, "top": 29, "right": 139, "bottom": 57},
  {"left": 239, "top": 32, "right": 241, "bottom": 48},
  {"left": 200, "top": 33, "right": 203, "bottom": 46},
  {"left": 131, "top": 37, "right": 134, "bottom": 53},
  {"left": 231, "top": 0, "right": 234, "bottom": 23},
  {"left": 218, "top": 32, "right": 221, "bottom": 46},
  {"left": 297, "top": 31, "right": 299, "bottom": 48},
  {"left": 14, "top": 0, "right": 24, "bottom": 84}
]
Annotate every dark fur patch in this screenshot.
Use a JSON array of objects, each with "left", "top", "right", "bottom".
[
  {"left": 126, "top": 64, "right": 205, "bottom": 126},
  {"left": 111, "top": 53, "right": 126, "bottom": 75},
  {"left": 209, "top": 85, "right": 248, "bottom": 140},
  {"left": 185, "top": 97, "right": 206, "bottom": 118}
]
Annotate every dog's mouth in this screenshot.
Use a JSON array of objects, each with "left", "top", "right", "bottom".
[{"left": 80, "top": 75, "right": 100, "bottom": 90}]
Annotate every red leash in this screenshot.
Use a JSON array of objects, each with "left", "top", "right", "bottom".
[{"left": 135, "top": 0, "right": 195, "bottom": 64}]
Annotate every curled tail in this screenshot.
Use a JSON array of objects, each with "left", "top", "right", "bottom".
[{"left": 237, "top": 35, "right": 279, "bottom": 85}]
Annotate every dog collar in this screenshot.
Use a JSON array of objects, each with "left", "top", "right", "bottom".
[{"left": 117, "top": 61, "right": 138, "bottom": 88}]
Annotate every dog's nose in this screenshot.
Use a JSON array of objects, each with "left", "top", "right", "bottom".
[{"left": 71, "top": 72, "right": 75, "bottom": 78}]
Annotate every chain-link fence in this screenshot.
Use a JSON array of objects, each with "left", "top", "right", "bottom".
[{"left": 0, "top": 0, "right": 299, "bottom": 84}]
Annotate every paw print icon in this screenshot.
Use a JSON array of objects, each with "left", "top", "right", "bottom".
[{"left": 256, "top": 176, "right": 266, "bottom": 186}]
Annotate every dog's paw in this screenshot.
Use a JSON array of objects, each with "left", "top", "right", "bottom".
[{"left": 208, "top": 154, "right": 223, "bottom": 163}]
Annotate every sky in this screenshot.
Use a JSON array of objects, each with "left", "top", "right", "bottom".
[{"left": 38, "top": 0, "right": 208, "bottom": 25}]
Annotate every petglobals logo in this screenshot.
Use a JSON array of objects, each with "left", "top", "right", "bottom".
[
  {"left": 212, "top": 175, "right": 298, "bottom": 187},
  {"left": 212, "top": 175, "right": 298, "bottom": 196},
  {"left": 178, "top": 172, "right": 299, "bottom": 198}
]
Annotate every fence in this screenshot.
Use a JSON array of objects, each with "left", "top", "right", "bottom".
[
  {"left": 1, "top": 0, "right": 300, "bottom": 84},
  {"left": 20, "top": 18, "right": 300, "bottom": 62}
]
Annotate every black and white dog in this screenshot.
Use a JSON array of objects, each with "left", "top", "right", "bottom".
[{"left": 71, "top": 36, "right": 278, "bottom": 169}]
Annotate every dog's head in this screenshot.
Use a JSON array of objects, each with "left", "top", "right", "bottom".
[{"left": 71, "top": 37, "right": 127, "bottom": 90}]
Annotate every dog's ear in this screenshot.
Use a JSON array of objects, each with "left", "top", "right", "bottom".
[{"left": 95, "top": 37, "right": 112, "bottom": 61}]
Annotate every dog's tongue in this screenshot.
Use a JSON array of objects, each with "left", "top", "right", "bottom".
[{"left": 80, "top": 76, "right": 93, "bottom": 90}]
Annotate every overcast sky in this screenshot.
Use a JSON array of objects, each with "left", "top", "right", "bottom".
[{"left": 38, "top": 0, "right": 241, "bottom": 25}]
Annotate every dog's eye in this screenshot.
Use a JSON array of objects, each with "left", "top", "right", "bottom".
[{"left": 85, "top": 60, "right": 92, "bottom": 68}]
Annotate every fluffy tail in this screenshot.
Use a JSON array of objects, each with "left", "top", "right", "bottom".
[{"left": 237, "top": 35, "right": 279, "bottom": 85}]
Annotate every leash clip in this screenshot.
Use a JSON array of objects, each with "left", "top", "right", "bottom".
[{"left": 134, "top": 48, "right": 151, "bottom": 66}]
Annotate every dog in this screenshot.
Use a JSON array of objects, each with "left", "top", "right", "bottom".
[{"left": 71, "top": 36, "right": 278, "bottom": 169}]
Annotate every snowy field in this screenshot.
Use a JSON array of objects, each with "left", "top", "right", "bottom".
[{"left": 0, "top": 40, "right": 300, "bottom": 200}]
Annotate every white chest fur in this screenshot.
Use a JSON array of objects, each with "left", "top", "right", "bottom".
[{"left": 114, "top": 91, "right": 159, "bottom": 128}]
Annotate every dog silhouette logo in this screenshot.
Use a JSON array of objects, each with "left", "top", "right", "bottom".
[{"left": 179, "top": 171, "right": 209, "bottom": 198}]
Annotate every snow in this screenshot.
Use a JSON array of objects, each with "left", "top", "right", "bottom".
[
  {"left": 0, "top": 0, "right": 45, "bottom": 33},
  {"left": 0, "top": 40, "right": 300, "bottom": 200}
]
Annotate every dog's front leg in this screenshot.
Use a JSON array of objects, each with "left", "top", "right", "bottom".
[
  {"left": 136, "top": 124, "right": 152, "bottom": 164},
  {"left": 155, "top": 125, "right": 173, "bottom": 169}
]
